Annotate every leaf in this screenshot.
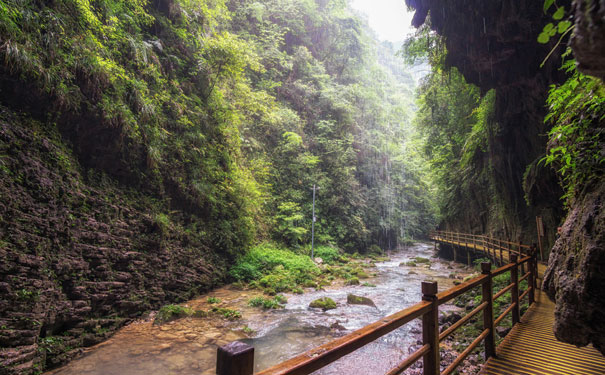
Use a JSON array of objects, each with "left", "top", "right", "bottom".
[
  {"left": 553, "top": 6, "right": 565, "bottom": 20},
  {"left": 537, "top": 32, "right": 550, "bottom": 44},
  {"left": 543, "top": 0, "right": 555, "bottom": 12},
  {"left": 544, "top": 23, "right": 554, "bottom": 32},
  {"left": 558, "top": 20, "right": 572, "bottom": 33}
]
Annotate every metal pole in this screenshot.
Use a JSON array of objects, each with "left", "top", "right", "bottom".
[{"left": 311, "top": 184, "right": 316, "bottom": 260}]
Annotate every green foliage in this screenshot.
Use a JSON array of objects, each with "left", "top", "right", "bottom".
[
  {"left": 541, "top": 53, "right": 605, "bottom": 205},
  {"left": 210, "top": 307, "right": 242, "bottom": 320},
  {"left": 229, "top": 243, "right": 320, "bottom": 293},
  {"left": 0, "top": 0, "right": 437, "bottom": 267},
  {"left": 248, "top": 295, "right": 287, "bottom": 309},
  {"left": 15, "top": 288, "right": 39, "bottom": 302},
  {"left": 207, "top": 297, "right": 221, "bottom": 304},
  {"left": 313, "top": 246, "right": 341, "bottom": 264}
]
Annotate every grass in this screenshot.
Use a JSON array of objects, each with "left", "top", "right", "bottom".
[{"left": 207, "top": 297, "right": 221, "bottom": 304}]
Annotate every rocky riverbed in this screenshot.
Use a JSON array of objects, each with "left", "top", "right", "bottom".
[{"left": 46, "top": 243, "right": 476, "bottom": 375}]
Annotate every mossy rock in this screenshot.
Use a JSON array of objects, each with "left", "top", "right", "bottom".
[
  {"left": 403, "top": 261, "right": 417, "bottom": 267},
  {"left": 309, "top": 297, "right": 337, "bottom": 310},
  {"left": 346, "top": 294, "right": 376, "bottom": 307},
  {"left": 414, "top": 257, "right": 430, "bottom": 264},
  {"left": 154, "top": 304, "right": 195, "bottom": 324},
  {"left": 408, "top": 271, "right": 418, "bottom": 275},
  {"left": 345, "top": 276, "right": 360, "bottom": 285},
  {"left": 355, "top": 270, "right": 370, "bottom": 279}
]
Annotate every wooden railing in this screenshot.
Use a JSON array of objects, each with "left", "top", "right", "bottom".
[
  {"left": 215, "top": 238, "right": 539, "bottom": 375},
  {"left": 429, "top": 231, "right": 534, "bottom": 267}
]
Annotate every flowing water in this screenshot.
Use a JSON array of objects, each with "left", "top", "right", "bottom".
[{"left": 46, "top": 243, "right": 472, "bottom": 375}]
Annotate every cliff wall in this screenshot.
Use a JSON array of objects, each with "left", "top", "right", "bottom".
[{"left": 0, "top": 108, "right": 226, "bottom": 374}]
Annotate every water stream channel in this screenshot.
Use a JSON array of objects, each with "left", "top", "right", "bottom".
[{"left": 46, "top": 243, "right": 472, "bottom": 375}]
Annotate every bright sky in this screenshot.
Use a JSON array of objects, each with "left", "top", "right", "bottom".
[{"left": 350, "top": 0, "right": 416, "bottom": 43}]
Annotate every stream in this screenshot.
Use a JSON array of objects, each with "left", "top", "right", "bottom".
[{"left": 46, "top": 243, "right": 472, "bottom": 375}]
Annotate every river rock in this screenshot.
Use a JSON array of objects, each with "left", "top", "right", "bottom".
[
  {"left": 309, "top": 297, "right": 337, "bottom": 310},
  {"left": 346, "top": 294, "right": 376, "bottom": 307},
  {"left": 496, "top": 326, "right": 511, "bottom": 338}
]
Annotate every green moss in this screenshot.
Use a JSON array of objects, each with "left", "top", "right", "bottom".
[
  {"left": 345, "top": 276, "right": 360, "bottom": 285},
  {"left": 155, "top": 304, "right": 194, "bottom": 324},
  {"left": 309, "top": 297, "right": 337, "bottom": 310}
]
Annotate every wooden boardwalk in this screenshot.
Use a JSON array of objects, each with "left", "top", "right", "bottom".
[
  {"left": 432, "top": 235, "right": 548, "bottom": 278},
  {"left": 481, "top": 291, "right": 605, "bottom": 375},
  {"left": 433, "top": 233, "right": 605, "bottom": 374}
]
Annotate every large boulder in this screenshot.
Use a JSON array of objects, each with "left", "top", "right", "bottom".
[{"left": 543, "top": 182, "right": 605, "bottom": 354}]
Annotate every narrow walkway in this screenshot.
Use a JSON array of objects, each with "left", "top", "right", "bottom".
[
  {"left": 480, "top": 291, "right": 605, "bottom": 375},
  {"left": 432, "top": 236, "right": 548, "bottom": 278}
]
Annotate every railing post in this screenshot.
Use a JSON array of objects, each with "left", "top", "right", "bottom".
[
  {"left": 507, "top": 238, "right": 511, "bottom": 263},
  {"left": 519, "top": 242, "right": 525, "bottom": 275},
  {"left": 217, "top": 341, "right": 254, "bottom": 375},
  {"left": 422, "top": 281, "right": 439, "bottom": 375},
  {"left": 510, "top": 254, "right": 520, "bottom": 325},
  {"left": 529, "top": 245, "right": 536, "bottom": 304},
  {"left": 499, "top": 238, "right": 503, "bottom": 265},
  {"left": 481, "top": 262, "right": 496, "bottom": 360}
]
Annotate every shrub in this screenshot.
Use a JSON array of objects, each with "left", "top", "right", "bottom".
[
  {"left": 248, "top": 295, "right": 287, "bottom": 309},
  {"left": 230, "top": 243, "right": 319, "bottom": 282},
  {"left": 314, "top": 246, "right": 341, "bottom": 264},
  {"left": 207, "top": 297, "right": 221, "bottom": 304},
  {"left": 229, "top": 243, "right": 320, "bottom": 293}
]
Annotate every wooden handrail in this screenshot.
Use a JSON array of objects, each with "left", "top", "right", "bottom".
[
  {"left": 255, "top": 301, "right": 432, "bottom": 375},
  {"left": 217, "top": 233, "right": 539, "bottom": 375},
  {"left": 386, "top": 344, "right": 430, "bottom": 375},
  {"left": 439, "top": 301, "right": 487, "bottom": 341},
  {"left": 493, "top": 282, "right": 514, "bottom": 301}
]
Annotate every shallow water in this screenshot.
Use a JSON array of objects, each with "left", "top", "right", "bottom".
[{"left": 46, "top": 243, "right": 472, "bottom": 375}]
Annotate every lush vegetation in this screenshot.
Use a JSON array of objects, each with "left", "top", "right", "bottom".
[
  {"left": 536, "top": 2, "right": 605, "bottom": 207},
  {"left": 0, "top": 0, "right": 436, "bottom": 262},
  {"left": 229, "top": 242, "right": 376, "bottom": 294},
  {"left": 402, "top": 24, "right": 500, "bottom": 232}
]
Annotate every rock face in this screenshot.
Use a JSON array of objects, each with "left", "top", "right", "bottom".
[
  {"left": 0, "top": 110, "right": 227, "bottom": 374},
  {"left": 543, "top": 181, "right": 605, "bottom": 354},
  {"left": 572, "top": 0, "right": 605, "bottom": 79},
  {"left": 405, "top": 0, "right": 566, "bottom": 248}
]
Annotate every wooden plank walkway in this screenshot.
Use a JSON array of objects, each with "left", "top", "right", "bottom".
[
  {"left": 432, "top": 236, "right": 548, "bottom": 278},
  {"left": 480, "top": 291, "right": 605, "bottom": 375}
]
